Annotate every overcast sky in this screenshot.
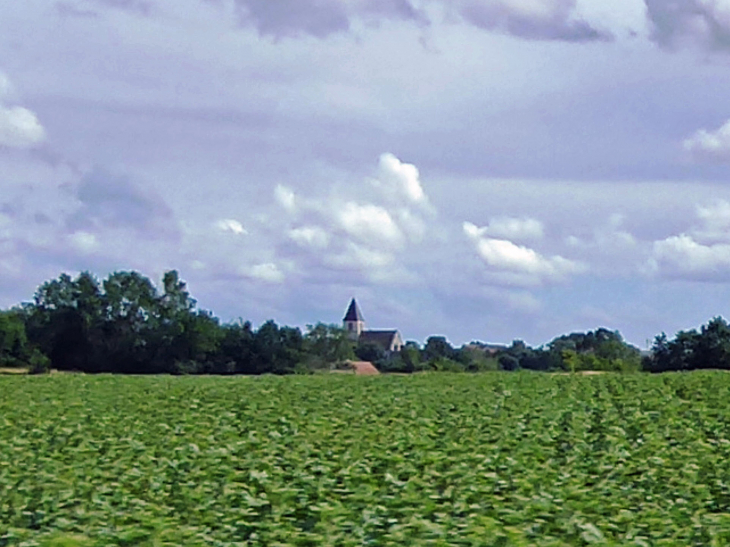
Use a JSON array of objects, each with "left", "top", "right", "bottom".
[{"left": 4, "top": 0, "right": 730, "bottom": 348}]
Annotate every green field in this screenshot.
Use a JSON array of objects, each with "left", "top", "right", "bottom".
[{"left": 2, "top": 372, "right": 730, "bottom": 546}]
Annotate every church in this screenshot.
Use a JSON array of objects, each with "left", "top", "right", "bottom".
[{"left": 343, "top": 298, "right": 404, "bottom": 353}]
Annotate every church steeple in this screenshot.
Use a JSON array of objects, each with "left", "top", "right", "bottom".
[{"left": 343, "top": 298, "right": 365, "bottom": 339}]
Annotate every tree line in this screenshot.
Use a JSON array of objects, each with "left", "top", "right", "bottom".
[{"left": 0, "top": 269, "right": 724, "bottom": 374}]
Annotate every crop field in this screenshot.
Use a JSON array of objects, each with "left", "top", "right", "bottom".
[{"left": 2, "top": 373, "right": 730, "bottom": 546}]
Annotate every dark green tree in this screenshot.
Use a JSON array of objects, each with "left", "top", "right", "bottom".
[{"left": 304, "top": 323, "right": 355, "bottom": 369}]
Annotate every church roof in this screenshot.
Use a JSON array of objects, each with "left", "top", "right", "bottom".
[
  {"left": 359, "top": 330, "right": 400, "bottom": 348},
  {"left": 343, "top": 298, "right": 364, "bottom": 322}
]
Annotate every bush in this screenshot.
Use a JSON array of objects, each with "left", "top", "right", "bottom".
[{"left": 27, "top": 349, "right": 51, "bottom": 375}]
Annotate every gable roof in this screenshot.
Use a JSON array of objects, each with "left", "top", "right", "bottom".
[
  {"left": 359, "top": 329, "right": 400, "bottom": 348},
  {"left": 343, "top": 298, "right": 364, "bottom": 322}
]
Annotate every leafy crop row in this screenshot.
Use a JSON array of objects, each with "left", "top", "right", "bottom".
[{"left": 2, "top": 372, "right": 730, "bottom": 545}]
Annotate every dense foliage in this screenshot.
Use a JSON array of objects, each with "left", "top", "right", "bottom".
[
  {"left": 3, "top": 372, "right": 730, "bottom": 545},
  {"left": 6, "top": 268, "right": 730, "bottom": 374},
  {"left": 4, "top": 270, "right": 340, "bottom": 375},
  {"left": 0, "top": 270, "right": 647, "bottom": 375},
  {"left": 645, "top": 316, "right": 730, "bottom": 372}
]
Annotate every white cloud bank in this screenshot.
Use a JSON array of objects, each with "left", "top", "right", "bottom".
[
  {"left": 270, "top": 153, "right": 433, "bottom": 282},
  {"left": 464, "top": 221, "right": 584, "bottom": 286},
  {"left": 337, "top": 202, "right": 404, "bottom": 247},
  {"left": 241, "top": 262, "right": 285, "bottom": 283},
  {"left": 649, "top": 235, "right": 730, "bottom": 278},
  {"left": 684, "top": 119, "right": 730, "bottom": 161},
  {"left": 647, "top": 200, "right": 730, "bottom": 280},
  {"left": 0, "top": 72, "right": 45, "bottom": 149}
]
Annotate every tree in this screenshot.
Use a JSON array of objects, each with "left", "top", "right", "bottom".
[
  {"left": 423, "top": 336, "right": 454, "bottom": 362},
  {"left": 303, "top": 323, "right": 355, "bottom": 369},
  {"left": 26, "top": 272, "right": 105, "bottom": 371},
  {"left": 218, "top": 320, "right": 256, "bottom": 374},
  {"left": 0, "top": 310, "right": 30, "bottom": 368},
  {"left": 253, "top": 321, "right": 303, "bottom": 375},
  {"left": 645, "top": 316, "right": 730, "bottom": 372}
]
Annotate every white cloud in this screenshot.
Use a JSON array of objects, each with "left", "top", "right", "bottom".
[
  {"left": 68, "top": 231, "right": 99, "bottom": 254},
  {"left": 324, "top": 241, "right": 395, "bottom": 270},
  {"left": 289, "top": 225, "right": 330, "bottom": 249},
  {"left": 647, "top": 234, "right": 730, "bottom": 277},
  {"left": 0, "top": 73, "right": 12, "bottom": 99},
  {"left": 242, "top": 262, "right": 285, "bottom": 283},
  {"left": 377, "top": 152, "right": 427, "bottom": 206},
  {"left": 683, "top": 120, "right": 730, "bottom": 161},
  {"left": 215, "top": 218, "right": 248, "bottom": 235},
  {"left": 565, "top": 213, "right": 636, "bottom": 251},
  {"left": 646, "top": 200, "right": 730, "bottom": 279},
  {"left": 0, "top": 71, "right": 44, "bottom": 148},
  {"left": 0, "top": 105, "right": 45, "bottom": 149},
  {"left": 694, "top": 200, "right": 730, "bottom": 242},
  {"left": 394, "top": 208, "right": 426, "bottom": 241},
  {"left": 274, "top": 184, "right": 296, "bottom": 212},
  {"left": 474, "top": 216, "right": 545, "bottom": 241},
  {"left": 338, "top": 202, "right": 403, "bottom": 246},
  {"left": 464, "top": 221, "right": 584, "bottom": 285}
]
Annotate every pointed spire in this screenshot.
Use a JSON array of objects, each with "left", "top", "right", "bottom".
[{"left": 343, "top": 298, "right": 364, "bottom": 322}]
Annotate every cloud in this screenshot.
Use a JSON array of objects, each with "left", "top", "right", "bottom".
[
  {"left": 261, "top": 154, "right": 431, "bottom": 286},
  {"left": 645, "top": 0, "right": 730, "bottom": 50},
  {"left": 0, "top": 73, "right": 45, "bottom": 149},
  {"left": 646, "top": 200, "right": 730, "bottom": 280},
  {"left": 228, "top": 0, "right": 608, "bottom": 42},
  {"left": 337, "top": 202, "right": 403, "bottom": 246},
  {"left": 241, "top": 262, "right": 285, "bottom": 283},
  {"left": 394, "top": 208, "right": 426, "bottom": 241},
  {"left": 69, "top": 168, "right": 176, "bottom": 237},
  {"left": 377, "top": 152, "right": 428, "bottom": 206},
  {"left": 464, "top": 221, "right": 583, "bottom": 285},
  {"left": 93, "top": 0, "right": 152, "bottom": 12},
  {"left": 565, "top": 214, "right": 637, "bottom": 253},
  {"left": 684, "top": 119, "right": 730, "bottom": 161},
  {"left": 274, "top": 184, "right": 296, "bottom": 213},
  {"left": 58, "top": 0, "right": 152, "bottom": 16},
  {"left": 695, "top": 200, "right": 730, "bottom": 242},
  {"left": 324, "top": 241, "right": 396, "bottom": 274},
  {"left": 55, "top": 2, "right": 99, "bottom": 17},
  {"left": 471, "top": 216, "right": 544, "bottom": 241},
  {"left": 289, "top": 225, "right": 330, "bottom": 249},
  {"left": 647, "top": 235, "right": 730, "bottom": 280},
  {"left": 0, "top": 106, "right": 45, "bottom": 148},
  {"left": 452, "top": 0, "right": 612, "bottom": 41},
  {"left": 68, "top": 231, "right": 99, "bottom": 253},
  {"left": 216, "top": 218, "right": 248, "bottom": 235},
  {"left": 0, "top": 73, "right": 12, "bottom": 99},
  {"left": 232, "top": 0, "right": 424, "bottom": 38}
]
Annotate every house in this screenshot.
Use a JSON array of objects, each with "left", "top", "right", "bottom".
[{"left": 343, "top": 298, "right": 404, "bottom": 353}]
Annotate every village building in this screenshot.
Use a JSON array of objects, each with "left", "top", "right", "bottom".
[{"left": 343, "top": 298, "right": 404, "bottom": 353}]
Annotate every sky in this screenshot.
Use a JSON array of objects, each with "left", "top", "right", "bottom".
[{"left": 4, "top": 0, "right": 730, "bottom": 349}]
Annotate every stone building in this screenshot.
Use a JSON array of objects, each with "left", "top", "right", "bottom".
[{"left": 343, "top": 298, "right": 404, "bottom": 353}]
